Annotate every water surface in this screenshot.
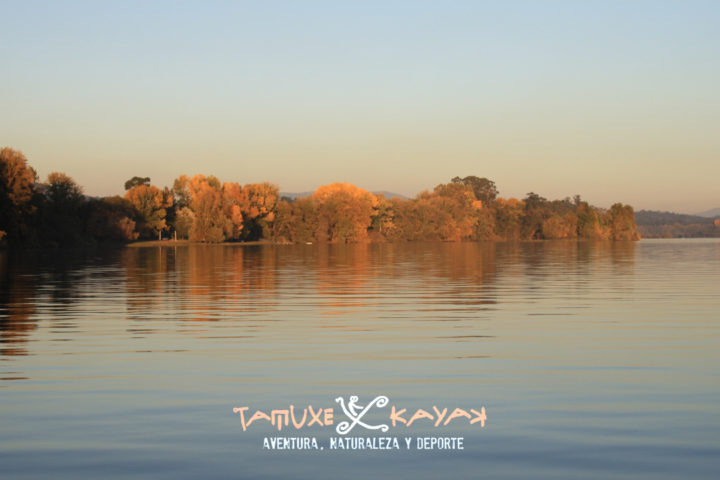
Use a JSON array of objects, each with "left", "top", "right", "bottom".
[{"left": 1, "top": 240, "right": 719, "bottom": 478}]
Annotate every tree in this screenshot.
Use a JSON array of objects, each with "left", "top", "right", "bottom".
[
  {"left": 576, "top": 201, "right": 606, "bottom": 239},
  {"left": 521, "top": 192, "right": 550, "bottom": 239},
  {"left": 370, "top": 194, "right": 396, "bottom": 238},
  {"left": 494, "top": 198, "right": 524, "bottom": 240},
  {"left": 607, "top": 203, "right": 640, "bottom": 240},
  {"left": 541, "top": 213, "right": 578, "bottom": 239},
  {"left": 451, "top": 176, "right": 498, "bottom": 205},
  {"left": 389, "top": 196, "right": 423, "bottom": 241},
  {"left": 173, "top": 207, "right": 195, "bottom": 239},
  {"left": 0, "top": 147, "right": 37, "bottom": 244},
  {"left": 221, "top": 181, "right": 245, "bottom": 240},
  {"left": 186, "top": 174, "right": 231, "bottom": 243},
  {"left": 239, "top": 182, "right": 279, "bottom": 240},
  {"left": 474, "top": 208, "right": 497, "bottom": 240},
  {"left": 124, "top": 184, "right": 170, "bottom": 239},
  {"left": 83, "top": 196, "right": 138, "bottom": 241},
  {"left": 271, "top": 196, "right": 318, "bottom": 244},
  {"left": 124, "top": 176, "right": 151, "bottom": 191},
  {"left": 40, "top": 172, "right": 86, "bottom": 245},
  {"left": 313, "top": 183, "right": 378, "bottom": 243},
  {"left": 388, "top": 183, "right": 482, "bottom": 242},
  {"left": 427, "top": 182, "right": 482, "bottom": 241},
  {"left": 412, "top": 193, "right": 462, "bottom": 240},
  {"left": 172, "top": 174, "right": 192, "bottom": 208},
  {"left": 46, "top": 172, "right": 83, "bottom": 205},
  {"left": 222, "top": 181, "right": 279, "bottom": 241}
]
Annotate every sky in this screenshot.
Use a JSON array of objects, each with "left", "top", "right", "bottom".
[{"left": 1, "top": 0, "right": 719, "bottom": 213}]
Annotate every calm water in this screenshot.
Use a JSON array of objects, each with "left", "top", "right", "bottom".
[{"left": 1, "top": 240, "right": 719, "bottom": 479}]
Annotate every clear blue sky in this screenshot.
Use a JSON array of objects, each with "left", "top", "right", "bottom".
[{"left": 1, "top": 0, "right": 719, "bottom": 212}]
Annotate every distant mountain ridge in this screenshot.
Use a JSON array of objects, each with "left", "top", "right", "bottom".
[
  {"left": 372, "top": 191, "right": 410, "bottom": 200},
  {"left": 280, "top": 191, "right": 409, "bottom": 200},
  {"left": 695, "top": 207, "right": 720, "bottom": 218},
  {"left": 635, "top": 210, "right": 714, "bottom": 226},
  {"left": 279, "top": 191, "right": 313, "bottom": 200},
  {"left": 635, "top": 210, "right": 720, "bottom": 238}
]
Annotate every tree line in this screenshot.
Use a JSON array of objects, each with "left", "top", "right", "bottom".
[
  {"left": 635, "top": 210, "right": 720, "bottom": 238},
  {"left": 0, "top": 147, "right": 640, "bottom": 248}
]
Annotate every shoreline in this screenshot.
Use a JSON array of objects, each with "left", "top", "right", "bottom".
[
  {"left": 10, "top": 237, "right": 720, "bottom": 252},
  {"left": 126, "top": 239, "right": 273, "bottom": 247}
]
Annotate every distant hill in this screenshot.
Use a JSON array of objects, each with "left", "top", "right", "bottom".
[
  {"left": 280, "top": 191, "right": 409, "bottom": 200},
  {"left": 279, "top": 191, "right": 314, "bottom": 200},
  {"left": 635, "top": 210, "right": 720, "bottom": 238},
  {"left": 373, "top": 191, "right": 409, "bottom": 200},
  {"left": 635, "top": 210, "right": 713, "bottom": 226},
  {"left": 695, "top": 207, "right": 720, "bottom": 218}
]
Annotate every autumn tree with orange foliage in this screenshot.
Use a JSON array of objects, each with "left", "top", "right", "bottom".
[
  {"left": 222, "top": 181, "right": 279, "bottom": 241},
  {"left": 491, "top": 198, "right": 524, "bottom": 240},
  {"left": 541, "top": 212, "right": 578, "bottom": 239},
  {"left": 239, "top": 182, "right": 279, "bottom": 240},
  {"left": 221, "top": 181, "right": 246, "bottom": 240},
  {"left": 390, "top": 183, "right": 481, "bottom": 241},
  {"left": 431, "top": 182, "right": 483, "bottom": 240},
  {"left": 272, "top": 196, "right": 318, "bottom": 244},
  {"left": 124, "top": 183, "right": 171, "bottom": 239},
  {"left": 606, "top": 203, "right": 640, "bottom": 240},
  {"left": 184, "top": 175, "right": 231, "bottom": 243},
  {"left": 0, "top": 147, "right": 37, "bottom": 245},
  {"left": 369, "top": 194, "right": 397, "bottom": 240},
  {"left": 0, "top": 146, "right": 641, "bottom": 247},
  {"left": 312, "top": 183, "right": 378, "bottom": 243}
]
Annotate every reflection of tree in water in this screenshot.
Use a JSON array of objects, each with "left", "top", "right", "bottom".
[
  {"left": 2, "top": 242, "right": 638, "bottom": 354},
  {"left": 607, "top": 241, "right": 637, "bottom": 271},
  {"left": 122, "top": 245, "right": 278, "bottom": 325},
  {"left": 311, "top": 243, "right": 500, "bottom": 324},
  {"left": 122, "top": 246, "right": 176, "bottom": 325},
  {"left": 315, "top": 243, "right": 371, "bottom": 316},
  {"left": 0, "top": 248, "right": 125, "bottom": 356},
  {"left": 511, "top": 241, "right": 637, "bottom": 298},
  {"left": 0, "top": 251, "right": 36, "bottom": 356},
  {"left": 179, "top": 246, "right": 277, "bottom": 322},
  {"left": 512, "top": 240, "right": 636, "bottom": 271},
  {"left": 401, "top": 243, "right": 500, "bottom": 316}
]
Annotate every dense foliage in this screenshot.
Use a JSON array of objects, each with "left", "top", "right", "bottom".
[{"left": 0, "top": 147, "right": 641, "bottom": 247}]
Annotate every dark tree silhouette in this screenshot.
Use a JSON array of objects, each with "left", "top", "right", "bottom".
[{"left": 124, "top": 176, "right": 151, "bottom": 191}]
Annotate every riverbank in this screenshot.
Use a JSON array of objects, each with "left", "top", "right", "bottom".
[{"left": 126, "top": 239, "right": 275, "bottom": 247}]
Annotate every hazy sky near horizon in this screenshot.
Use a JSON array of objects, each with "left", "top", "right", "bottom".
[{"left": 1, "top": 0, "right": 719, "bottom": 213}]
